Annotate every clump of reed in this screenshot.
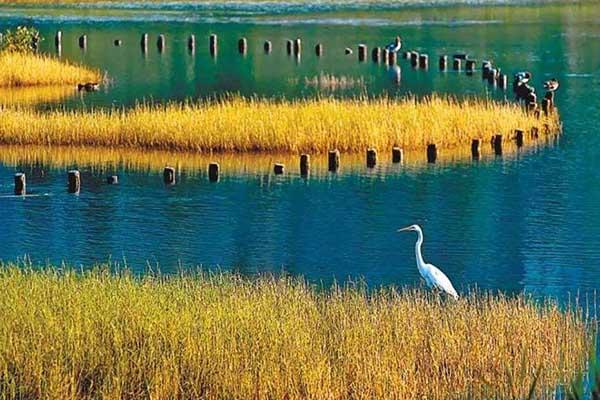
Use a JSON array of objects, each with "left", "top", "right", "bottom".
[
  {"left": 0, "top": 52, "right": 100, "bottom": 87},
  {"left": 0, "top": 95, "right": 559, "bottom": 154},
  {"left": 0, "top": 263, "right": 592, "bottom": 400},
  {"left": 0, "top": 85, "right": 77, "bottom": 106}
]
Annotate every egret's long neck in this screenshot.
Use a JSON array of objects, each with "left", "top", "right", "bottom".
[{"left": 415, "top": 230, "right": 426, "bottom": 271}]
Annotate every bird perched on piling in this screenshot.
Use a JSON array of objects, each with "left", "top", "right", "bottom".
[
  {"left": 513, "top": 71, "right": 535, "bottom": 102},
  {"left": 397, "top": 224, "right": 459, "bottom": 300},
  {"left": 514, "top": 71, "right": 531, "bottom": 85},
  {"left": 385, "top": 36, "right": 402, "bottom": 53},
  {"left": 544, "top": 78, "right": 559, "bottom": 92}
]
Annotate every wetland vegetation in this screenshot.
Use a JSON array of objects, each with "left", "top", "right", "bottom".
[{"left": 0, "top": 264, "right": 592, "bottom": 399}]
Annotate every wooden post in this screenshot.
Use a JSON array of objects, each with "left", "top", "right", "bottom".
[
  {"left": 209, "top": 34, "right": 218, "bottom": 56},
  {"left": 388, "top": 51, "right": 397, "bottom": 66},
  {"left": 68, "top": 170, "right": 81, "bottom": 193},
  {"left": 403, "top": 51, "right": 411, "bottom": 59},
  {"left": 300, "top": 154, "right": 310, "bottom": 176},
  {"left": 286, "top": 39, "right": 293, "bottom": 55},
  {"left": 328, "top": 149, "right": 340, "bottom": 172},
  {"left": 366, "top": 148, "right": 377, "bottom": 168},
  {"left": 78, "top": 34, "right": 87, "bottom": 49},
  {"left": 439, "top": 55, "right": 448, "bottom": 71},
  {"left": 531, "top": 127, "right": 539, "bottom": 139},
  {"left": 114, "top": 39, "right": 122, "bottom": 46},
  {"left": 55, "top": 31, "right": 62, "bottom": 48},
  {"left": 541, "top": 98, "right": 551, "bottom": 116},
  {"left": 140, "top": 33, "right": 148, "bottom": 53},
  {"left": 514, "top": 129, "right": 524, "bottom": 147},
  {"left": 315, "top": 43, "right": 323, "bottom": 57},
  {"left": 419, "top": 54, "right": 429, "bottom": 69},
  {"left": 106, "top": 175, "right": 119, "bottom": 184},
  {"left": 382, "top": 49, "right": 390, "bottom": 64},
  {"left": 392, "top": 147, "right": 403, "bottom": 163},
  {"left": 188, "top": 35, "right": 195, "bottom": 53},
  {"left": 238, "top": 37, "right": 247, "bottom": 54},
  {"left": 371, "top": 47, "right": 381, "bottom": 63},
  {"left": 358, "top": 44, "right": 367, "bottom": 61},
  {"left": 427, "top": 144, "right": 437, "bottom": 163},
  {"left": 14, "top": 173, "right": 26, "bottom": 195},
  {"left": 482, "top": 61, "right": 491, "bottom": 79},
  {"left": 487, "top": 68, "right": 497, "bottom": 85},
  {"left": 208, "top": 163, "right": 219, "bottom": 182},
  {"left": 492, "top": 135, "right": 502, "bottom": 155},
  {"left": 471, "top": 139, "right": 481, "bottom": 160},
  {"left": 294, "top": 38, "right": 301, "bottom": 55},
  {"left": 157, "top": 34, "right": 165, "bottom": 52},
  {"left": 410, "top": 51, "right": 419, "bottom": 67},
  {"left": 264, "top": 40, "right": 272, "bottom": 53},
  {"left": 163, "top": 166, "right": 175, "bottom": 185},
  {"left": 453, "top": 58, "right": 461, "bottom": 70},
  {"left": 498, "top": 74, "right": 507, "bottom": 89},
  {"left": 274, "top": 164, "right": 285, "bottom": 175},
  {"left": 466, "top": 60, "right": 476, "bottom": 74}
]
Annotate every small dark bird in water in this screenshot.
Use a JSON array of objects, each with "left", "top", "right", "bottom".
[
  {"left": 544, "top": 78, "right": 560, "bottom": 92},
  {"left": 77, "top": 82, "right": 100, "bottom": 92},
  {"left": 385, "top": 36, "right": 402, "bottom": 53}
]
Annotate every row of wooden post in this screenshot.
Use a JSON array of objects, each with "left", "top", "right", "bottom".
[{"left": 10, "top": 130, "right": 538, "bottom": 195}]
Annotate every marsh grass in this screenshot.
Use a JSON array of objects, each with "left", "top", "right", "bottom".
[
  {"left": 0, "top": 85, "right": 77, "bottom": 106},
  {"left": 0, "top": 263, "right": 592, "bottom": 400},
  {"left": 0, "top": 52, "right": 100, "bottom": 87},
  {"left": 0, "top": 96, "right": 559, "bottom": 154}
]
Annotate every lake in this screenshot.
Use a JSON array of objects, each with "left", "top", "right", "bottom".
[{"left": 0, "top": 2, "right": 599, "bottom": 302}]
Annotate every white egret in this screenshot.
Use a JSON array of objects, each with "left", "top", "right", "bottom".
[
  {"left": 385, "top": 36, "right": 402, "bottom": 53},
  {"left": 397, "top": 224, "right": 459, "bottom": 300}
]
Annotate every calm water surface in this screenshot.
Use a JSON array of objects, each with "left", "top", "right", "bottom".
[{"left": 0, "top": 3, "right": 599, "bottom": 301}]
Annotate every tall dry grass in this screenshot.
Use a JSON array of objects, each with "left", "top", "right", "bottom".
[
  {"left": 0, "top": 85, "right": 77, "bottom": 106},
  {"left": 0, "top": 264, "right": 592, "bottom": 400},
  {"left": 0, "top": 96, "right": 559, "bottom": 154},
  {"left": 0, "top": 52, "right": 100, "bottom": 87}
]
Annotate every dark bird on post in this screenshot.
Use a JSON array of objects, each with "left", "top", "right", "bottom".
[{"left": 544, "top": 78, "right": 559, "bottom": 92}]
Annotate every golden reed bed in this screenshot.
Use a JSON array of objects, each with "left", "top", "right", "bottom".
[
  {"left": 0, "top": 265, "right": 591, "bottom": 400},
  {"left": 0, "top": 52, "right": 100, "bottom": 87},
  {"left": 0, "top": 85, "right": 78, "bottom": 106},
  {"left": 0, "top": 96, "right": 559, "bottom": 154}
]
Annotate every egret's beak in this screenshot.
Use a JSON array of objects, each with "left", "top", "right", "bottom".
[{"left": 397, "top": 226, "right": 412, "bottom": 232}]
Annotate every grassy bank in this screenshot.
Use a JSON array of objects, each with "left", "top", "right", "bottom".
[
  {"left": 0, "top": 96, "right": 558, "bottom": 154},
  {"left": 0, "top": 52, "right": 100, "bottom": 87},
  {"left": 0, "top": 264, "right": 591, "bottom": 399}
]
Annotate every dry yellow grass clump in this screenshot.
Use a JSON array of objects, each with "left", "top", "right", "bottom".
[
  {"left": 0, "top": 52, "right": 100, "bottom": 87},
  {"left": 0, "top": 96, "right": 558, "bottom": 154},
  {"left": 0, "top": 265, "right": 591, "bottom": 400},
  {"left": 0, "top": 85, "right": 77, "bottom": 106}
]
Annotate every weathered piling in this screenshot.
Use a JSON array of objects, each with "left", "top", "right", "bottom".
[
  {"left": 315, "top": 43, "right": 323, "bottom": 57},
  {"left": 114, "top": 39, "right": 122, "bottom": 47},
  {"left": 371, "top": 47, "right": 381, "bottom": 63},
  {"left": 294, "top": 38, "right": 301, "bottom": 56},
  {"left": 344, "top": 48, "right": 353, "bottom": 55},
  {"left": 453, "top": 53, "right": 468, "bottom": 60},
  {"left": 300, "top": 154, "right": 310, "bottom": 176},
  {"left": 163, "top": 166, "right": 175, "bottom": 185},
  {"left": 188, "top": 35, "right": 195, "bottom": 52},
  {"left": 328, "top": 149, "right": 340, "bottom": 172},
  {"left": 492, "top": 134, "right": 502, "bottom": 155},
  {"left": 471, "top": 139, "right": 481, "bottom": 160},
  {"left": 382, "top": 49, "right": 390, "bottom": 64},
  {"left": 106, "top": 175, "right": 118, "bottom": 184},
  {"left": 419, "top": 54, "right": 429, "bottom": 69},
  {"left": 55, "top": 31, "right": 62, "bottom": 49},
  {"left": 78, "top": 34, "right": 87, "bottom": 49},
  {"left": 403, "top": 51, "right": 411, "bottom": 59},
  {"left": 439, "top": 55, "right": 448, "bottom": 71},
  {"left": 263, "top": 40, "right": 272, "bottom": 53},
  {"left": 466, "top": 60, "right": 476, "bottom": 74},
  {"left": 388, "top": 51, "right": 397, "bottom": 66},
  {"left": 542, "top": 98, "right": 551, "bottom": 116},
  {"left": 453, "top": 58, "right": 461, "bottom": 70},
  {"left": 14, "top": 173, "right": 26, "bottom": 196},
  {"left": 209, "top": 34, "right": 218, "bottom": 56},
  {"left": 498, "top": 74, "right": 508, "bottom": 89},
  {"left": 427, "top": 144, "right": 437, "bottom": 163},
  {"left": 274, "top": 163, "right": 285, "bottom": 175},
  {"left": 140, "top": 33, "right": 148, "bottom": 52},
  {"left": 366, "top": 148, "right": 377, "bottom": 168},
  {"left": 392, "top": 147, "right": 403, "bottom": 163},
  {"left": 482, "top": 61, "right": 491, "bottom": 79},
  {"left": 358, "top": 44, "right": 367, "bottom": 61},
  {"left": 286, "top": 40, "right": 293, "bottom": 55},
  {"left": 68, "top": 170, "right": 80, "bottom": 193},
  {"left": 487, "top": 68, "right": 497, "bottom": 85},
  {"left": 514, "top": 129, "right": 524, "bottom": 147},
  {"left": 545, "top": 90, "right": 555, "bottom": 107},
  {"left": 157, "top": 34, "right": 165, "bottom": 52},
  {"left": 410, "top": 51, "right": 419, "bottom": 67},
  {"left": 238, "top": 37, "right": 247, "bottom": 54},
  {"left": 208, "top": 163, "right": 220, "bottom": 182}
]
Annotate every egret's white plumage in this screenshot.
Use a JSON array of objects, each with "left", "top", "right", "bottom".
[
  {"left": 397, "top": 224, "right": 459, "bottom": 300},
  {"left": 385, "top": 36, "right": 402, "bottom": 53}
]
